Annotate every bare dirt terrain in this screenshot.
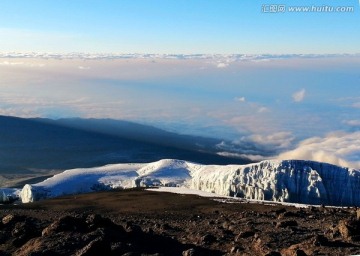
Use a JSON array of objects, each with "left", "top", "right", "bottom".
[{"left": 1, "top": 188, "right": 360, "bottom": 255}]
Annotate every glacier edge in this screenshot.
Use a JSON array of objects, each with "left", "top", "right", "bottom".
[{"left": 18, "top": 159, "right": 360, "bottom": 207}]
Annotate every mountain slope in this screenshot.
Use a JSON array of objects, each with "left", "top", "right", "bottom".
[
  {"left": 18, "top": 159, "right": 360, "bottom": 207},
  {"left": 0, "top": 115, "right": 248, "bottom": 174},
  {"left": 44, "top": 118, "right": 223, "bottom": 152}
]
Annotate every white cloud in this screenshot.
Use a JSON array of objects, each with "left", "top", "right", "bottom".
[
  {"left": 292, "top": 88, "right": 306, "bottom": 102},
  {"left": 78, "top": 66, "right": 91, "bottom": 70},
  {"left": 344, "top": 120, "right": 360, "bottom": 127},
  {"left": 247, "top": 131, "right": 295, "bottom": 150},
  {"left": 0, "top": 61, "right": 24, "bottom": 66},
  {"left": 277, "top": 131, "right": 360, "bottom": 169},
  {"left": 217, "top": 152, "right": 265, "bottom": 162},
  {"left": 234, "top": 97, "right": 269, "bottom": 113},
  {"left": 215, "top": 131, "right": 295, "bottom": 162},
  {"left": 215, "top": 140, "right": 271, "bottom": 161},
  {"left": 0, "top": 52, "right": 359, "bottom": 61},
  {"left": 235, "top": 96, "right": 246, "bottom": 102},
  {"left": 216, "top": 62, "right": 229, "bottom": 68},
  {"left": 0, "top": 61, "right": 45, "bottom": 67},
  {"left": 257, "top": 106, "right": 269, "bottom": 113},
  {"left": 0, "top": 107, "right": 37, "bottom": 118}
]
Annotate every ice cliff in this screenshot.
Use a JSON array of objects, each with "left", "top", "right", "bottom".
[
  {"left": 19, "top": 159, "right": 360, "bottom": 207},
  {"left": 190, "top": 160, "right": 360, "bottom": 206}
]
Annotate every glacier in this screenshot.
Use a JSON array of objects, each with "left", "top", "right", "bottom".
[{"left": 14, "top": 159, "right": 360, "bottom": 207}]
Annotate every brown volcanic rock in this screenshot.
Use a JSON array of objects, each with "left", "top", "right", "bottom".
[
  {"left": 338, "top": 219, "right": 360, "bottom": 241},
  {"left": 0, "top": 189, "right": 360, "bottom": 255},
  {"left": 276, "top": 220, "right": 298, "bottom": 228},
  {"left": 75, "top": 237, "right": 112, "bottom": 256},
  {"left": 41, "top": 215, "right": 87, "bottom": 236}
]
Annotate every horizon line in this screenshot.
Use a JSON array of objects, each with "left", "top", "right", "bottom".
[{"left": 1, "top": 52, "right": 359, "bottom": 60}]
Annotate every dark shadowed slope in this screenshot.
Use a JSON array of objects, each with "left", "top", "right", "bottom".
[
  {"left": 37, "top": 117, "right": 223, "bottom": 153},
  {"left": 0, "top": 115, "right": 250, "bottom": 174}
]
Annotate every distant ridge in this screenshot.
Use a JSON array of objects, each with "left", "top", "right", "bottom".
[{"left": 0, "top": 115, "right": 249, "bottom": 173}]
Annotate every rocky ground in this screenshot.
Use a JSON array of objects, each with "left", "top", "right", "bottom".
[{"left": 1, "top": 188, "right": 360, "bottom": 255}]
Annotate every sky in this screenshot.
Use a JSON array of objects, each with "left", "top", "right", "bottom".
[
  {"left": 0, "top": 0, "right": 360, "bottom": 53},
  {"left": 0, "top": 1, "right": 360, "bottom": 168}
]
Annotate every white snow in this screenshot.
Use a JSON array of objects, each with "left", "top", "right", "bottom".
[
  {"left": 11, "top": 159, "right": 360, "bottom": 207},
  {"left": 0, "top": 188, "right": 21, "bottom": 204}
]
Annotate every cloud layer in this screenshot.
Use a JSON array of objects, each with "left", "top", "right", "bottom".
[
  {"left": 292, "top": 89, "right": 306, "bottom": 102},
  {"left": 1, "top": 52, "right": 358, "bottom": 61},
  {"left": 277, "top": 131, "right": 360, "bottom": 169},
  {"left": 0, "top": 53, "right": 359, "bottom": 171}
]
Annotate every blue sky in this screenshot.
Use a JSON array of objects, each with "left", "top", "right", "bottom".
[
  {"left": 0, "top": 1, "right": 360, "bottom": 168},
  {"left": 0, "top": 0, "right": 359, "bottom": 53}
]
